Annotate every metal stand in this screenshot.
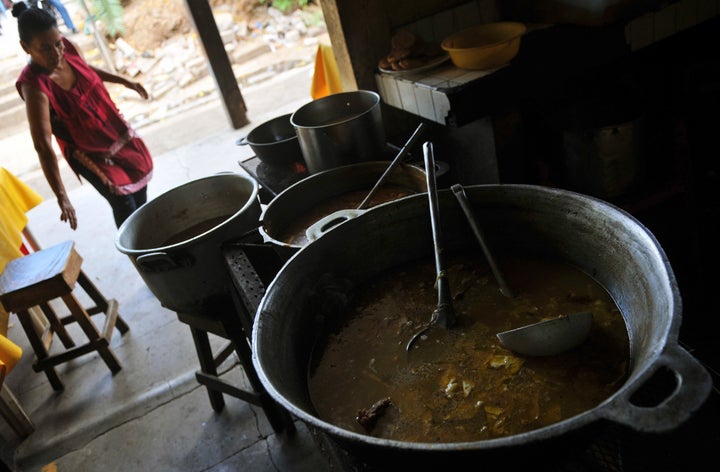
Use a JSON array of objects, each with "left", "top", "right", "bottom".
[{"left": 174, "top": 231, "right": 294, "bottom": 435}]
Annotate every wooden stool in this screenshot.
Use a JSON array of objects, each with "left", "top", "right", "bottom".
[{"left": 0, "top": 241, "right": 129, "bottom": 392}]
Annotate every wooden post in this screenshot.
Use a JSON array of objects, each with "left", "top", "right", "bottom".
[
  {"left": 319, "top": 0, "right": 388, "bottom": 91},
  {"left": 183, "top": 0, "right": 249, "bottom": 129}
]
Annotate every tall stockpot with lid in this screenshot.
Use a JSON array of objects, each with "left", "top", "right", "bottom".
[{"left": 291, "top": 90, "right": 386, "bottom": 174}]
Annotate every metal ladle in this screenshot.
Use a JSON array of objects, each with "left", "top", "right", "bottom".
[
  {"left": 451, "top": 184, "right": 592, "bottom": 356},
  {"left": 441, "top": 183, "right": 593, "bottom": 356},
  {"left": 496, "top": 311, "right": 593, "bottom": 357},
  {"left": 406, "top": 141, "right": 456, "bottom": 351}
]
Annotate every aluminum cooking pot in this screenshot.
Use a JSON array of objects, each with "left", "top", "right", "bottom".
[
  {"left": 115, "top": 172, "right": 261, "bottom": 315},
  {"left": 236, "top": 113, "right": 304, "bottom": 167},
  {"left": 291, "top": 90, "right": 385, "bottom": 174},
  {"left": 252, "top": 184, "right": 711, "bottom": 468},
  {"left": 259, "top": 161, "right": 427, "bottom": 256}
]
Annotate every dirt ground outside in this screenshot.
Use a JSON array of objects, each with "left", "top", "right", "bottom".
[{"left": 120, "top": 0, "right": 313, "bottom": 53}]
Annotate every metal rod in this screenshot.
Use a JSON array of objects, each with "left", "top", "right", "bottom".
[
  {"left": 357, "top": 122, "right": 426, "bottom": 210},
  {"left": 77, "top": 0, "right": 116, "bottom": 72},
  {"left": 451, "top": 184, "right": 514, "bottom": 298}
]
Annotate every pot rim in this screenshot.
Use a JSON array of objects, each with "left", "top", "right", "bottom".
[
  {"left": 245, "top": 135, "right": 298, "bottom": 147},
  {"left": 245, "top": 113, "right": 297, "bottom": 147},
  {"left": 290, "top": 90, "right": 381, "bottom": 130},
  {"left": 115, "top": 172, "right": 259, "bottom": 255}
]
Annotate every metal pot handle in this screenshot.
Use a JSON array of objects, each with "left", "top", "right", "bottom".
[
  {"left": 597, "top": 344, "right": 711, "bottom": 432},
  {"left": 305, "top": 209, "right": 366, "bottom": 242},
  {"left": 136, "top": 251, "right": 194, "bottom": 273},
  {"left": 236, "top": 136, "right": 249, "bottom": 146}
]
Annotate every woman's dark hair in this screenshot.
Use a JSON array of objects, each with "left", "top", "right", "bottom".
[{"left": 12, "top": 2, "right": 58, "bottom": 44}]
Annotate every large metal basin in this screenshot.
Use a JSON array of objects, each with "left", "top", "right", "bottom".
[{"left": 252, "top": 184, "right": 711, "bottom": 467}]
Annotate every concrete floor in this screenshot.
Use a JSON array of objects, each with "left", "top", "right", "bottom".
[{"left": 0, "top": 65, "right": 333, "bottom": 471}]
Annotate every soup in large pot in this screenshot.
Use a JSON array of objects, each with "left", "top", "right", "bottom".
[{"left": 308, "top": 252, "right": 629, "bottom": 442}]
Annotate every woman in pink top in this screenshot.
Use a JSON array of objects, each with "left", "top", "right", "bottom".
[{"left": 13, "top": 2, "right": 153, "bottom": 229}]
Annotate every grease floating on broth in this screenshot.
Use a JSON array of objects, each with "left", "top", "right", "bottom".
[{"left": 307, "top": 253, "right": 629, "bottom": 443}]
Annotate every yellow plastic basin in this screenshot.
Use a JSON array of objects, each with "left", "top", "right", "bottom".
[{"left": 441, "top": 22, "right": 526, "bottom": 70}]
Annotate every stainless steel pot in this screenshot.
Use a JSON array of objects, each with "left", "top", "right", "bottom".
[
  {"left": 252, "top": 184, "right": 711, "bottom": 467},
  {"left": 236, "top": 113, "right": 304, "bottom": 167},
  {"left": 290, "top": 90, "right": 385, "bottom": 174},
  {"left": 115, "top": 172, "right": 261, "bottom": 314},
  {"left": 259, "top": 161, "right": 427, "bottom": 256}
]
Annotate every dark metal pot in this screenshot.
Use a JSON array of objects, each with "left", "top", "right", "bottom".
[
  {"left": 236, "top": 113, "right": 304, "bottom": 167},
  {"left": 115, "top": 172, "right": 261, "bottom": 314},
  {"left": 259, "top": 161, "right": 427, "bottom": 256},
  {"left": 252, "top": 184, "right": 711, "bottom": 468},
  {"left": 291, "top": 90, "right": 385, "bottom": 174}
]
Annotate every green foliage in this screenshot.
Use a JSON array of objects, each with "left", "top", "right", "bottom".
[
  {"left": 91, "top": 0, "right": 125, "bottom": 37},
  {"left": 259, "top": 0, "right": 310, "bottom": 14},
  {"left": 301, "top": 9, "right": 324, "bottom": 27}
]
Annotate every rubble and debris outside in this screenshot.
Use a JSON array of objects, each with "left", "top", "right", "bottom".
[{"left": 95, "top": 2, "right": 328, "bottom": 128}]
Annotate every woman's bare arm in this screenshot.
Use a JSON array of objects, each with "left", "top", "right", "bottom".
[
  {"left": 21, "top": 82, "right": 78, "bottom": 230},
  {"left": 66, "top": 38, "right": 149, "bottom": 100},
  {"left": 90, "top": 65, "right": 149, "bottom": 99}
]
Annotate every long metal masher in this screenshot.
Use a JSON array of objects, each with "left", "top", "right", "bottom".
[{"left": 406, "top": 141, "right": 456, "bottom": 351}]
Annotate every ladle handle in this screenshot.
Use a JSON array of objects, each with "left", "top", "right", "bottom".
[
  {"left": 424, "top": 142, "right": 455, "bottom": 328},
  {"left": 451, "top": 184, "right": 514, "bottom": 299},
  {"left": 357, "top": 122, "right": 426, "bottom": 210}
]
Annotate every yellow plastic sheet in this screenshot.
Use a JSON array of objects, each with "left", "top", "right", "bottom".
[
  {"left": 0, "top": 167, "right": 43, "bottom": 274},
  {"left": 0, "top": 167, "right": 42, "bottom": 354},
  {"left": 0, "top": 334, "right": 22, "bottom": 373},
  {"left": 310, "top": 43, "right": 343, "bottom": 99}
]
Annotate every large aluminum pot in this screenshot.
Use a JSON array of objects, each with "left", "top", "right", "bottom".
[
  {"left": 259, "top": 161, "right": 427, "bottom": 256},
  {"left": 252, "top": 184, "right": 711, "bottom": 468},
  {"left": 115, "top": 172, "right": 261, "bottom": 314},
  {"left": 291, "top": 90, "right": 385, "bottom": 174}
]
